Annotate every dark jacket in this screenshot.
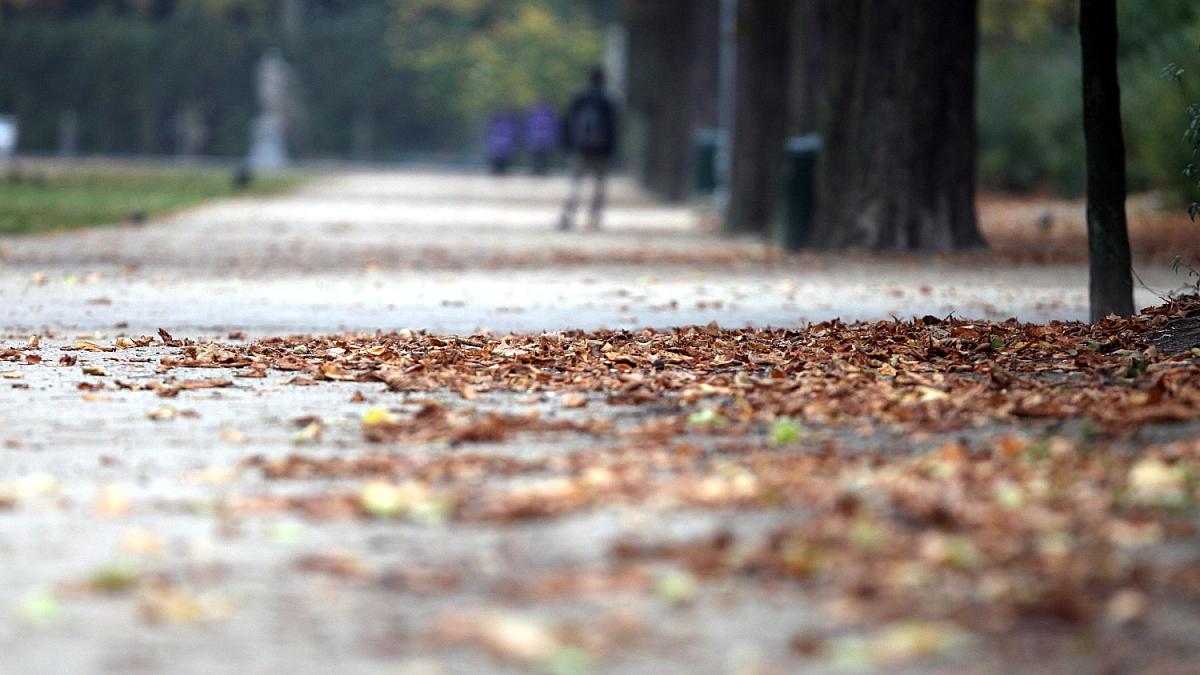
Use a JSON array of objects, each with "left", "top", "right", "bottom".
[{"left": 561, "top": 85, "right": 618, "bottom": 158}]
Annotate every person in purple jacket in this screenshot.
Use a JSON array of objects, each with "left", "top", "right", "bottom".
[
  {"left": 526, "top": 102, "right": 558, "bottom": 176},
  {"left": 486, "top": 110, "right": 517, "bottom": 175}
]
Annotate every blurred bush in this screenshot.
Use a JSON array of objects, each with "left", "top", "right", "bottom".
[
  {"left": 978, "top": 42, "right": 1085, "bottom": 196},
  {"left": 979, "top": 0, "right": 1200, "bottom": 201},
  {"left": 388, "top": 0, "right": 603, "bottom": 147}
]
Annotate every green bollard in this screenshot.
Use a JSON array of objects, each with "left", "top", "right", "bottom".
[
  {"left": 693, "top": 129, "right": 721, "bottom": 196},
  {"left": 781, "top": 134, "right": 820, "bottom": 252}
]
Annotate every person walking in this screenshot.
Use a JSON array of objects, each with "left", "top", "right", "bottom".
[
  {"left": 486, "top": 110, "right": 517, "bottom": 175},
  {"left": 526, "top": 102, "right": 557, "bottom": 176},
  {"left": 559, "top": 68, "right": 618, "bottom": 231}
]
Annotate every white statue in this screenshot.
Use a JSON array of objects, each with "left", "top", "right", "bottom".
[
  {"left": 0, "top": 115, "right": 17, "bottom": 160},
  {"left": 248, "top": 49, "right": 292, "bottom": 171}
]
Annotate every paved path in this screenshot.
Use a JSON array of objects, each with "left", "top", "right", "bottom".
[
  {"left": 0, "top": 170, "right": 1178, "bottom": 339},
  {"left": 0, "top": 171, "right": 1190, "bottom": 674}
]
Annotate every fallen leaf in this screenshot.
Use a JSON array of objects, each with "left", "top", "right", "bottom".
[
  {"left": 138, "top": 585, "right": 230, "bottom": 624},
  {"left": 88, "top": 564, "right": 140, "bottom": 594},
  {"left": 70, "top": 341, "right": 115, "bottom": 353},
  {"left": 120, "top": 527, "right": 165, "bottom": 558},
  {"left": 94, "top": 484, "right": 132, "bottom": 517},
  {"left": 562, "top": 393, "right": 588, "bottom": 409},
  {"left": 15, "top": 591, "right": 60, "bottom": 626},
  {"left": 293, "top": 421, "right": 322, "bottom": 445}
]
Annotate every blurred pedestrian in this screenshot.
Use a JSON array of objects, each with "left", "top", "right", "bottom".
[
  {"left": 486, "top": 110, "right": 517, "bottom": 175},
  {"left": 526, "top": 102, "right": 557, "bottom": 176},
  {"left": 559, "top": 67, "right": 618, "bottom": 231}
]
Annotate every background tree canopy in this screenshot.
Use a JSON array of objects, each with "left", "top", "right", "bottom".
[
  {"left": 387, "top": 0, "right": 603, "bottom": 145},
  {"left": 978, "top": 0, "right": 1200, "bottom": 202},
  {"left": 0, "top": 0, "right": 606, "bottom": 159},
  {"left": 0, "top": 0, "right": 1198, "bottom": 206}
]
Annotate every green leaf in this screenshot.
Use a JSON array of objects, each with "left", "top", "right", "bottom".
[
  {"left": 688, "top": 408, "right": 726, "bottom": 427},
  {"left": 770, "top": 417, "right": 806, "bottom": 446},
  {"left": 89, "top": 565, "right": 140, "bottom": 594},
  {"left": 16, "top": 591, "right": 61, "bottom": 626},
  {"left": 655, "top": 569, "right": 697, "bottom": 605},
  {"left": 543, "top": 646, "right": 595, "bottom": 675}
]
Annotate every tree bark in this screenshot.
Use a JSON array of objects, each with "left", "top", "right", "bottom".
[
  {"left": 623, "top": 0, "right": 719, "bottom": 202},
  {"left": 726, "top": 0, "right": 791, "bottom": 235},
  {"left": 804, "top": 0, "right": 984, "bottom": 251},
  {"left": 787, "top": 0, "right": 832, "bottom": 137},
  {"left": 1079, "top": 0, "right": 1134, "bottom": 320},
  {"left": 689, "top": 0, "right": 721, "bottom": 132}
]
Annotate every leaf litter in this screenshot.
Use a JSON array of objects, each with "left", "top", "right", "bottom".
[{"left": 12, "top": 299, "right": 1200, "bottom": 669}]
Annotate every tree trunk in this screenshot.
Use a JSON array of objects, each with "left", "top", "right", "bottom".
[
  {"left": 689, "top": 0, "right": 721, "bottom": 132},
  {"left": 623, "top": 0, "right": 718, "bottom": 202},
  {"left": 1079, "top": 0, "right": 1134, "bottom": 320},
  {"left": 805, "top": 0, "right": 984, "bottom": 251},
  {"left": 787, "top": 0, "right": 832, "bottom": 137},
  {"left": 726, "top": 0, "right": 791, "bottom": 235},
  {"left": 623, "top": 0, "right": 721, "bottom": 201}
]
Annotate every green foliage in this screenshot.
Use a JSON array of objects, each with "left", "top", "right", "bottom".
[
  {"left": 1124, "top": 24, "right": 1200, "bottom": 207},
  {"left": 979, "top": 0, "right": 1200, "bottom": 200},
  {"left": 0, "top": 1, "right": 606, "bottom": 158},
  {"left": 1160, "top": 42, "right": 1200, "bottom": 221},
  {"left": 1170, "top": 257, "right": 1200, "bottom": 296},
  {"left": 0, "top": 9, "right": 265, "bottom": 156},
  {"left": 388, "top": 0, "right": 603, "bottom": 138},
  {"left": 978, "top": 40, "right": 1084, "bottom": 195}
]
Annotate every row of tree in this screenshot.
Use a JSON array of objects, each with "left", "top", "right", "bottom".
[
  {"left": 622, "top": 0, "right": 986, "bottom": 249},
  {"left": 0, "top": 0, "right": 607, "bottom": 159},
  {"left": 622, "top": 0, "right": 1140, "bottom": 318}
]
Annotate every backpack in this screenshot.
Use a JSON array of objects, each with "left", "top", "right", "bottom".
[{"left": 570, "top": 95, "right": 612, "bottom": 154}]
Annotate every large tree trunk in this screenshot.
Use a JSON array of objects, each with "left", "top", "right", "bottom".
[
  {"left": 689, "top": 0, "right": 721, "bottom": 132},
  {"left": 726, "top": 0, "right": 791, "bottom": 234},
  {"left": 1080, "top": 0, "right": 1134, "bottom": 320},
  {"left": 623, "top": 0, "right": 720, "bottom": 202},
  {"left": 787, "top": 0, "right": 832, "bottom": 137},
  {"left": 805, "top": 0, "right": 984, "bottom": 251}
]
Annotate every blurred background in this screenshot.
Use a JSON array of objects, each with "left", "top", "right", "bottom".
[
  {"left": 0, "top": 0, "right": 612, "bottom": 164},
  {"left": 0, "top": 0, "right": 1192, "bottom": 200},
  {"left": 0, "top": 0, "right": 1198, "bottom": 267}
]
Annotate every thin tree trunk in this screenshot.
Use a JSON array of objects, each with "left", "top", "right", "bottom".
[
  {"left": 726, "top": 0, "right": 791, "bottom": 235},
  {"left": 805, "top": 0, "right": 984, "bottom": 251},
  {"left": 1080, "top": 0, "right": 1134, "bottom": 320}
]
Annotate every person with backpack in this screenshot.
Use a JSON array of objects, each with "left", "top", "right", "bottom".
[{"left": 559, "top": 67, "right": 618, "bottom": 231}]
